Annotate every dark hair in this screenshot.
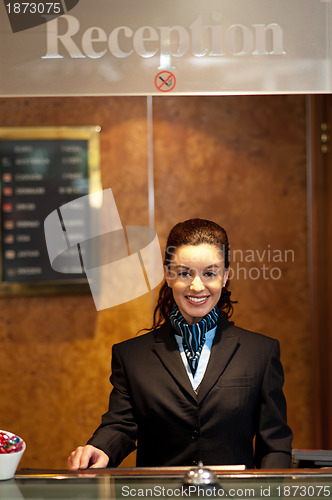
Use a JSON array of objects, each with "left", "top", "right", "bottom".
[{"left": 151, "top": 218, "right": 235, "bottom": 330}]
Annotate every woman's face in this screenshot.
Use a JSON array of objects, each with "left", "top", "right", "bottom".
[{"left": 165, "top": 243, "right": 229, "bottom": 325}]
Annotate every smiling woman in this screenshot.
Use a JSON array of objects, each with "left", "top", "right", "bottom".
[
  {"left": 153, "top": 218, "right": 234, "bottom": 329},
  {"left": 165, "top": 243, "right": 229, "bottom": 324},
  {"left": 68, "top": 218, "right": 293, "bottom": 471}
]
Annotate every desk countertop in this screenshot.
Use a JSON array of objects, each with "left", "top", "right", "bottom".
[{"left": 1, "top": 467, "right": 332, "bottom": 500}]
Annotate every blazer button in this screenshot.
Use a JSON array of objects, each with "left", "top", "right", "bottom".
[{"left": 190, "top": 429, "right": 199, "bottom": 441}]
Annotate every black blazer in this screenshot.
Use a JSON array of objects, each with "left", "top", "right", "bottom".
[{"left": 88, "top": 318, "right": 293, "bottom": 468}]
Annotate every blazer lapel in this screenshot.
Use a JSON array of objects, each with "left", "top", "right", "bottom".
[
  {"left": 152, "top": 321, "right": 197, "bottom": 402},
  {"left": 197, "top": 319, "right": 240, "bottom": 404}
]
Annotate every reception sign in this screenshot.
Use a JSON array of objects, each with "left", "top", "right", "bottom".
[{"left": 0, "top": 0, "right": 330, "bottom": 95}]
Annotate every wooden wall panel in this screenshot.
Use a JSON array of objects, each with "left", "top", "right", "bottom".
[
  {"left": 0, "top": 95, "right": 312, "bottom": 470},
  {"left": 153, "top": 95, "right": 312, "bottom": 449},
  {"left": 0, "top": 97, "right": 149, "bottom": 468},
  {"left": 309, "top": 95, "right": 332, "bottom": 449}
]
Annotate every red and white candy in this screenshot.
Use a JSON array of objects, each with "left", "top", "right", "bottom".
[{"left": 0, "top": 432, "right": 24, "bottom": 454}]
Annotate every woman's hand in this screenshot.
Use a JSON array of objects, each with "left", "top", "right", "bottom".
[{"left": 67, "top": 444, "right": 109, "bottom": 470}]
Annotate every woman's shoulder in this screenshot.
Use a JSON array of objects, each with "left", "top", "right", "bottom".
[
  {"left": 112, "top": 322, "right": 169, "bottom": 351},
  {"left": 220, "top": 317, "right": 279, "bottom": 347}
]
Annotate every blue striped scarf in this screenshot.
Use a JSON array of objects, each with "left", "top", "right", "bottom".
[{"left": 170, "top": 304, "right": 219, "bottom": 376}]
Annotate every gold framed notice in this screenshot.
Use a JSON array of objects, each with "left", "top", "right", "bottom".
[{"left": 0, "top": 126, "right": 102, "bottom": 296}]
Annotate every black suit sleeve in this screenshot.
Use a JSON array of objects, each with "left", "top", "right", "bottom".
[
  {"left": 254, "top": 339, "right": 293, "bottom": 468},
  {"left": 87, "top": 343, "right": 137, "bottom": 467}
]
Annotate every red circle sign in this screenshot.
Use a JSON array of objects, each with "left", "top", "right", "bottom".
[{"left": 155, "top": 71, "right": 176, "bottom": 92}]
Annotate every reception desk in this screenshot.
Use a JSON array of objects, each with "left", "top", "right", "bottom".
[{"left": 1, "top": 467, "right": 332, "bottom": 500}]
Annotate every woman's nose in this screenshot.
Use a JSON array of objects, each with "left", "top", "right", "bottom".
[{"left": 190, "top": 275, "right": 205, "bottom": 292}]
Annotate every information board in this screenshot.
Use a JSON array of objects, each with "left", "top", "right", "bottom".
[{"left": 0, "top": 126, "right": 101, "bottom": 295}]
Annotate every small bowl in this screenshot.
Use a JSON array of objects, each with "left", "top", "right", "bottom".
[{"left": 0, "top": 430, "right": 26, "bottom": 481}]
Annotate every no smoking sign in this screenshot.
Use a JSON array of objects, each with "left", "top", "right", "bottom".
[{"left": 155, "top": 71, "right": 176, "bottom": 92}]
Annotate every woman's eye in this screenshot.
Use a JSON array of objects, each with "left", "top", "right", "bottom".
[
  {"left": 178, "top": 271, "right": 191, "bottom": 277},
  {"left": 203, "top": 272, "right": 217, "bottom": 278}
]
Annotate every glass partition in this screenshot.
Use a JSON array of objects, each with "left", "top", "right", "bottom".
[{"left": 0, "top": 0, "right": 330, "bottom": 96}]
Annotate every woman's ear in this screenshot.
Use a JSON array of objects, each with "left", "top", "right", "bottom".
[
  {"left": 223, "top": 268, "right": 230, "bottom": 287},
  {"left": 164, "top": 265, "right": 171, "bottom": 287}
]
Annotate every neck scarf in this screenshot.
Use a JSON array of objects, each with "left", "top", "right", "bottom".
[{"left": 170, "top": 304, "right": 219, "bottom": 376}]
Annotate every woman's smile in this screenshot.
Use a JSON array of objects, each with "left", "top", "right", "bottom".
[{"left": 185, "top": 295, "right": 209, "bottom": 304}]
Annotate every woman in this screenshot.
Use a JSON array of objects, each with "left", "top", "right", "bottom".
[{"left": 68, "top": 218, "right": 292, "bottom": 470}]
